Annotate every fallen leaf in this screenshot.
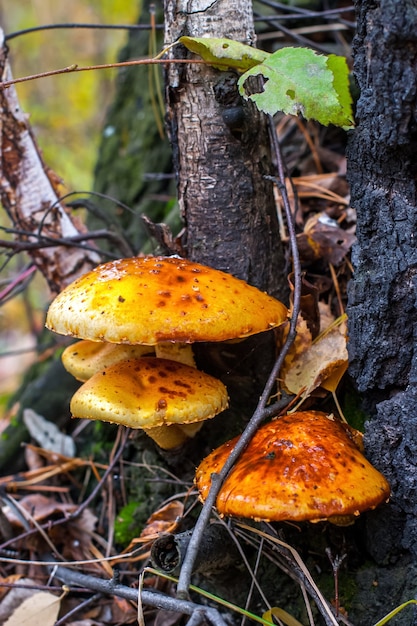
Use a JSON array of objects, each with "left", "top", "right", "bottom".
[
  {"left": 140, "top": 500, "right": 184, "bottom": 540},
  {"left": 3, "top": 591, "right": 60, "bottom": 626},
  {"left": 288, "top": 273, "right": 320, "bottom": 338},
  {"left": 298, "top": 212, "right": 356, "bottom": 266},
  {"left": 282, "top": 316, "right": 348, "bottom": 399},
  {"left": 0, "top": 575, "right": 22, "bottom": 602},
  {"left": 0, "top": 579, "right": 35, "bottom": 622},
  {"left": 117, "top": 500, "right": 184, "bottom": 563},
  {"left": 23, "top": 408, "right": 76, "bottom": 457},
  {"left": 4, "top": 494, "right": 77, "bottom": 526}
]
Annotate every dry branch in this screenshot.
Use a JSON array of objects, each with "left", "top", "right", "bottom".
[{"left": 0, "top": 28, "right": 101, "bottom": 293}]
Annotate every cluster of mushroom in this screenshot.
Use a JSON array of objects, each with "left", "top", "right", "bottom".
[
  {"left": 46, "top": 255, "right": 288, "bottom": 449},
  {"left": 46, "top": 255, "right": 390, "bottom": 525}
]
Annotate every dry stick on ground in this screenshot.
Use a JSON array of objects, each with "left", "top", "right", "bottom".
[
  {"left": 0, "top": 559, "right": 227, "bottom": 625},
  {"left": 51, "top": 566, "right": 228, "bottom": 626},
  {"left": 175, "top": 117, "right": 302, "bottom": 600}
]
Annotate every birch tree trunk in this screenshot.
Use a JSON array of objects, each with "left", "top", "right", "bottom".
[
  {"left": 164, "top": 0, "right": 287, "bottom": 299},
  {"left": 0, "top": 29, "right": 100, "bottom": 293}
]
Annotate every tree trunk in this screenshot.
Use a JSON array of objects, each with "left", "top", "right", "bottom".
[
  {"left": 164, "top": 0, "right": 287, "bottom": 298},
  {"left": 346, "top": 0, "right": 417, "bottom": 607}
]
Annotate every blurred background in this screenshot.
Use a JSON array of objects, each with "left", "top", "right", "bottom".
[
  {"left": 0, "top": 0, "right": 140, "bottom": 190},
  {"left": 0, "top": 1, "right": 141, "bottom": 397}
]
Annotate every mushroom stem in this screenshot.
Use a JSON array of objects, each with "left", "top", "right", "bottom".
[
  {"left": 155, "top": 342, "right": 196, "bottom": 367},
  {"left": 143, "top": 425, "right": 190, "bottom": 450},
  {"left": 143, "top": 422, "right": 204, "bottom": 450}
]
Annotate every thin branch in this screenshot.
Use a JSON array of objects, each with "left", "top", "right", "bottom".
[
  {"left": 4, "top": 23, "right": 163, "bottom": 42},
  {"left": 52, "top": 566, "right": 228, "bottom": 626},
  {"left": 0, "top": 58, "right": 208, "bottom": 90}
]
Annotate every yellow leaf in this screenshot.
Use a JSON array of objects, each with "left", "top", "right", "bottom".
[
  {"left": 179, "top": 36, "right": 269, "bottom": 71},
  {"left": 4, "top": 591, "right": 61, "bottom": 626},
  {"left": 263, "top": 607, "right": 305, "bottom": 626},
  {"left": 321, "top": 361, "right": 349, "bottom": 392}
]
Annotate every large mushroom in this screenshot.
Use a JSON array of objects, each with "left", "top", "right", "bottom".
[
  {"left": 45, "top": 255, "right": 288, "bottom": 365},
  {"left": 195, "top": 411, "right": 390, "bottom": 524},
  {"left": 70, "top": 357, "right": 228, "bottom": 449}
]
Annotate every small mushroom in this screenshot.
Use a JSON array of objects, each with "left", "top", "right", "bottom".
[
  {"left": 70, "top": 357, "right": 229, "bottom": 449},
  {"left": 62, "top": 340, "right": 155, "bottom": 382},
  {"left": 195, "top": 411, "right": 390, "bottom": 524},
  {"left": 46, "top": 255, "right": 288, "bottom": 365}
]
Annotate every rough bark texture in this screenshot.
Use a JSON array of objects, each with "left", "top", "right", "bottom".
[
  {"left": 164, "top": 0, "right": 287, "bottom": 298},
  {"left": 346, "top": 0, "right": 417, "bottom": 582}
]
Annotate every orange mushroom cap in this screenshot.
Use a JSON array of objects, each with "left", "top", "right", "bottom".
[
  {"left": 70, "top": 357, "right": 228, "bottom": 430},
  {"left": 45, "top": 256, "right": 288, "bottom": 345},
  {"left": 195, "top": 411, "right": 390, "bottom": 523},
  {"left": 62, "top": 340, "right": 155, "bottom": 382}
]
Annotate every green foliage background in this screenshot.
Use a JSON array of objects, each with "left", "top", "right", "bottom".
[{"left": 0, "top": 0, "right": 141, "bottom": 191}]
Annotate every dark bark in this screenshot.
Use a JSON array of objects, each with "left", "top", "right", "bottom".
[
  {"left": 164, "top": 0, "right": 287, "bottom": 298},
  {"left": 346, "top": 0, "right": 417, "bottom": 570}
]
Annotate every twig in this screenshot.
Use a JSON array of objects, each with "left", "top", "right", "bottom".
[
  {"left": 0, "top": 58, "right": 207, "bottom": 90},
  {"left": 4, "top": 23, "right": 163, "bottom": 42},
  {"left": 52, "top": 565, "right": 228, "bottom": 626},
  {"left": 175, "top": 118, "right": 302, "bottom": 599},
  {"left": 54, "top": 592, "right": 103, "bottom": 626},
  {"left": 0, "top": 265, "right": 37, "bottom": 301}
]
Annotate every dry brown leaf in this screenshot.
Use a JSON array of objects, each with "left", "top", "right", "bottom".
[
  {"left": 297, "top": 212, "right": 356, "bottom": 265},
  {"left": 282, "top": 318, "right": 348, "bottom": 398},
  {"left": 0, "top": 579, "right": 35, "bottom": 621},
  {"left": 140, "top": 500, "right": 184, "bottom": 540},
  {"left": 279, "top": 314, "right": 312, "bottom": 378},
  {"left": 3, "top": 591, "right": 61, "bottom": 626},
  {"left": 4, "top": 494, "right": 77, "bottom": 526},
  {"left": 117, "top": 500, "right": 184, "bottom": 563},
  {"left": 318, "top": 301, "right": 336, "bottom": 332},
  {"left": 111, "top": 596, "right": 138, "bottom": 623},
  {"left": 288, "top": 273, "right": 320, "bottom": 338}
]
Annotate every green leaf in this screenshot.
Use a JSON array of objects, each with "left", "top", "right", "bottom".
[
  {"left": 179, "top": 36, "right": 269, "bottom": 72},
  {"left": 238, "top": 46, "right": 354, "bottom": 128}
]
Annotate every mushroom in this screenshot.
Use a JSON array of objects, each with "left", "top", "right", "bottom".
[
  {"left": 70, "top": 357, "right": 229, "bottom": 449},
  {"left": 45, "top": 255, "right": 288, "bottom": 366},
  {"left": 62, "top": 340, "right": 155, "bottom": 382},
  {"left": 195, "top": 410, "right": 390, "bottom": 524},
  {"left": 46, "top": 255, "right": 287, "bottom": 448}
]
